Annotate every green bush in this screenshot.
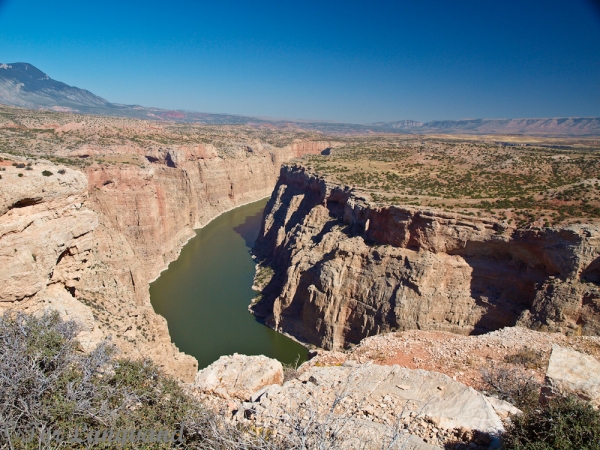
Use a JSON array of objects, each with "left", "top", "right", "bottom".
[
  {"left": 41, "top": 170, "right": 53, "bottom": 177},
  {"left": 502, "top": 395, "right": 600, "bottom": 449}
]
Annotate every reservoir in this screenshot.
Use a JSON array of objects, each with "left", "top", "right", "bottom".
[{"left": 150, "top": 198, "right": 307, "bottom": 370}]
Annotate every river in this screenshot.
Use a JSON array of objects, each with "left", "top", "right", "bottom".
[{"left": 150, "top": 198, "right": 307, "bottom": 370}]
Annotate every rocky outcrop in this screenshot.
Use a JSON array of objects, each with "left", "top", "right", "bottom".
[
  {"left": 0, "top": 139, "right": 331, "bottom": 382},
  {"left": 194, "top": 353, "right": 283, "bottom": 400},
  {"left": 541, "top": 345, "right": 600, "bottom": 407},
  {"left": 253, "top": 361, "right": 509, "bottom": 432},
  {"left": 216, "top": 356, "right": 515, "bottom": 449},
  {"left": 0, "top": 166, "right": 104, "bottom": 351},
  {"left": 252, "top": 165, "right": 600, "bottom": 350}
]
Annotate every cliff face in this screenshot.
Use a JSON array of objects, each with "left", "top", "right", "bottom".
[
  {"left": 0, "top": 141, "right": 332, "bottom": 381},
  {"left": 252, "top": 165, "right": 600, "bottom": 350}
]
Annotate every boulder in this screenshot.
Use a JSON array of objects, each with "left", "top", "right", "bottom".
[
  {"left": 541, "top": 345, "right": 600, "bottom": 407},
  {"left": 194, "top": 353, "right": 283, "bottom": 400}
]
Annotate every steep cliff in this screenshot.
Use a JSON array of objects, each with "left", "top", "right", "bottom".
[
  {"left": 252, "top": 165, "right": 600, "bottom": 350},
  {"left": 0, "top": 138, "right": 333, "bottom": 382}
]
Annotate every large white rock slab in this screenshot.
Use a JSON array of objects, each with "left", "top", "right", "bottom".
[
  {"left": 542, "top": 345, "right": 600, "bottom": 407},
  {"left": 194, "top": 353, "right": 284, "bottom": 400}
]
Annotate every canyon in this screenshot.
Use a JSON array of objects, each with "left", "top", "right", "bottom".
[
  {"left": 0, "top": 105, "right": 333, "bottom": 381},
  {"left": 3, "top": 104, "right": 600, "bottom": 379},
  {"left": 2, "top": 104, "right": 600, "bottom": 448}
]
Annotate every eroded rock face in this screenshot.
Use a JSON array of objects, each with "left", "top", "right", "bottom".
[
  {"left": 541, "top": 345, "right": 600, "bottom": 407},
  {"left": 252, "top": 165, "right": 600, "bottom": 350},
  {"left": 0, "top": 166, "right": 104, "bottom": 350},
  {"left": 194, "top": 354, "right": 283, "bottom": 400}
]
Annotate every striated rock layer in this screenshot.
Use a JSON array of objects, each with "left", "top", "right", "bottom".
[
  {"left": 0, "top": 141, "right": 332, "bottom": 381},
  {"left": 252, "top": 165, "right": 600, "bottom": 350}
]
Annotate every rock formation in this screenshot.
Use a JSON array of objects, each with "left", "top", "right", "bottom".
[
  {"left": 541, "top": 345, "right": 600, "bottom": 407},
  {"left": 194, "top": 353, "right": 283, "bottom": 400},
  {"left": 195, "top": 354, "right": 516, "bottom": 449},
  {"left": 252, "top": 165, "right": 600, "bottom": 350},
  {"left": 0, "top": 165, "right": 103, "bottom": 351}
]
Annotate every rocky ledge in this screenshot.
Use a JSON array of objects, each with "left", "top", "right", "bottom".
[{"left": 193, "top": 353, "right": 520, "bottom": 449}]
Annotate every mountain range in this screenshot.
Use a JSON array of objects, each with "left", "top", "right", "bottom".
[{"left": 1, "top": 62, "right": 599, "bottom": 136}]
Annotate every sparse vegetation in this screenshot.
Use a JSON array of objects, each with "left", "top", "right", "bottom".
[
  {"left": 282, "top": 354, "right": 302, "bottom": 382},
  {"left": 254, "top": 265, "right": 274, "bottom": 289},
  {"left": 0, "top": 310, "right": 429, "bottom": 449},
  {"left": 504, "top": 347, "right": 548, "bottom": 370},
  {"left": 41, "top": 170, "right": 53, "bottom": 176},
  {"left": 301, "top": 137, "right": 600, "bottom": 226},
  {"left": 502, "top": 395, "right": 600, "bottom": 450},
  {"left": 480, "top": 364, "right": 541, "bottom": 412},
  {"left": 0, "top": 311, "right": 201, "bottom": 448}
]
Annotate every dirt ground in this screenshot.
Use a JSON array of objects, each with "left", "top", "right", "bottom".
[{"left": 305, "top": 327, "right": 600, "bottom": 391}]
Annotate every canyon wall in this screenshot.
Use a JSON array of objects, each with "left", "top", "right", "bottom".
[
  {"left": 252, "top": 165, "right": 600, "bottom": 350},
  {"left": 0, "top": 141, "right": 333, "bottom": 381}
]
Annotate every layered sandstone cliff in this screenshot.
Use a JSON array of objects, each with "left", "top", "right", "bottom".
[
  {"left": 252, "top": 165, "right": 600, "bottom": 350},
  {"left": 0, "top": 138, "right": 333, "bottom": 382}
]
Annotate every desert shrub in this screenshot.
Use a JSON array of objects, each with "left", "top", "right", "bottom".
[
  {"left": 502, "top": 395, "right": 600, "bottom": 449},
  {"left": 57, "top": 169, "right": 66, "bottom": 175},
  {"left": 0, "top": 311, "right": 259, "bottom": 449},
  {"left": 17, "top": 173, "right": 23, "bottom": 177},
  {"left": 504, "top": 348, "right": 547, "bottom": 370},
  {"left": 282, "top": 355, "right": 302, "bottom": 383},
  {"left": 481, "top": 364, "right": 541, "bottom": 411},
  {"left": 41, "top": 170, "right": 53, "bottom": 177}
]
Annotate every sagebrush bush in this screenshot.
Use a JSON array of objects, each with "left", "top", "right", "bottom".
[
  {"left": 0, "top": 311, "right": 285, "bottom": 449},
  {"left": 504, "top": 348, "right": 547, "bottom": 370},
  {"left": 481, "top": 364, "right": 541, "bottom": 412},
  {"left": 502, "top": 395, "right": 600, "bottom": 450}
]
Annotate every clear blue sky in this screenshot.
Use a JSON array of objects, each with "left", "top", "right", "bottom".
[{"left": 0, "top": 0, "right": 599, "bottom": 123}]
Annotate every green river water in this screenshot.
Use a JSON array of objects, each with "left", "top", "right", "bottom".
[{"left": 150, "top": 198, "right": 307, "bottom": 370}]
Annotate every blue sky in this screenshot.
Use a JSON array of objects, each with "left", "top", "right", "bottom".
[{"left": 0, "top": 0, "right": 599, "bottom": 122}]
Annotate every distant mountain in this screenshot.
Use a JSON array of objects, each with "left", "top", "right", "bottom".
[
  {"left": 419, "top": 118, "right": 600, "bottom": 136},
  {"left": 0, "top": 62, "right": 267, "bottom": 124},
  {"left": 372, "top": 120, "right": 423, "bottom": 129},
  {"left": 0, "top": 63, "right": 112, "bottom": 111},
  {"left": 1, "top": 62, "right": 598, "bottom": 136}
]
